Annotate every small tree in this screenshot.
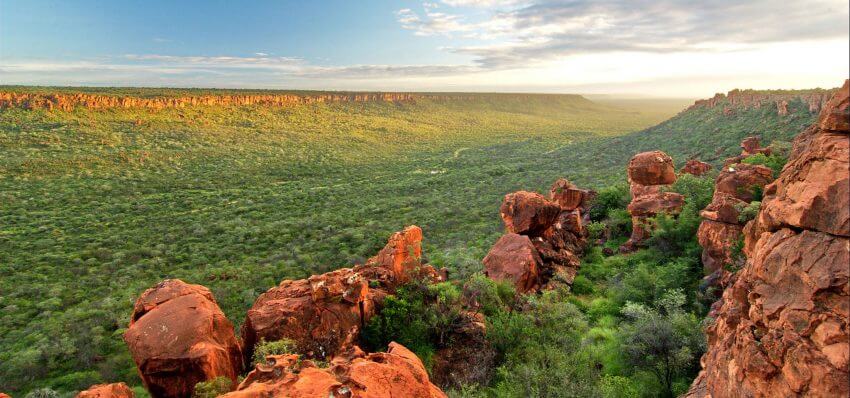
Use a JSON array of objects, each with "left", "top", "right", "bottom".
[{"left": 619, "top": 290, "right": 704, "bottom": 398}]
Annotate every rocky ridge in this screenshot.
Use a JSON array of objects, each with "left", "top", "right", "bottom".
[
  {"left": 697, "top": 137, "right": 775, "bottom": 290},
  {"left": 686, "top": 79, "right": 849, "bottom": 397},
  {"left": 686, "top": 88, "right": 836, "bottom": 116}
]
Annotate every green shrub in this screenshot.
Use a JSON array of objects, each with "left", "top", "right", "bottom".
[
  {"left": 619, "top": 290, "right": 705, "bottom": 398},
  {"left": 252, "top": 339, "right": 296, "bottom": 366},
  {"left": 571, "top": 275, "right": 595, "bottom": 295},
  {"left": 590, "top": 184, "right": 631, "bottom": 222},
  {"left": 737, "top": 201, "right": 760, "bottom": 223},
  {"left": 741, "top": 153, "right": 787, "bottom": 177},
  {"left": 193, "top": 377, "right": 233, "bottom": 398},
  {"left": 25, "top": 388, "right": 60, "bottom": 398},
  {"left": 586, "top": 221, "right": 606, "bottom": 240}
]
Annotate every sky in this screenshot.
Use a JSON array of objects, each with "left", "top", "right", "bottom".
[{"left": 0, "top": 0, "right": 848, "bottom": 97}]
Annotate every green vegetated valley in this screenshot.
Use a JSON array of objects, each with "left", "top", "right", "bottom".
[{"left": 0, "top": 87, "right": 822, "bottom": 397}]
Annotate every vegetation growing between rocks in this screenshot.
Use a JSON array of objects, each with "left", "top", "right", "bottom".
[{"left": 0, "top": 88, "right": 819, "bottom": 395}]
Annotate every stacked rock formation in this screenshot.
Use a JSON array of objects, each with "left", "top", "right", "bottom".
[
  {"left": 241, "top": 226, "right": 444, "bottom": 362},
  {"left": 75, "top": 383, "right": 135, "bottom": 398},
  {"left": 697, "top": 143, "right": 774, "bottom": 288},
  {"left": 483, "top": 179, "right": 591, "bottom": 293},
  {"left": 686, "top": 80, "right": 849, "bottom": 397},
  {"left": 221, "top": 342, "right": 446, "bottom": 398},
  {"left": 123, "top": 280, "right": 243, "bottom": 398},
  {"left": 619, "top": 151, "right": 684, "bottom": 253},
  {"left": 121, "top": 226, "right": 448, "bottom": 398}
]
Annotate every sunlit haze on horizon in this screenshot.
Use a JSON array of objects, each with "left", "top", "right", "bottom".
[{"left": 1, "top": 0, "right": 848, "bottom": 97}]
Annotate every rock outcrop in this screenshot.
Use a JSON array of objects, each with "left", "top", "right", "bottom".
[
  {"left": 241, "top": 226, "right": 444, "bottom": 362},
  {"left": 620, "top": 151, "right": 684, "bottom": 252},
  {"left": 484, "top": 179, "right": 590, "bottom": 293},
  {"left": 123, "top": 279, "right": 243, "bottom": 398},
  {"left": 697, "top": 155, "right": 775, "bottom": 285},
  {"left": 221, "top": 342, "right": 446, "bottom": 398},
  {"left": 686, "top": 88, "right": 837, "bottom": 116},
  {"left": 75, "top": 383, "right": 135, "bottom": 398},
  {"left": 482, "top": 233, "right": 542, "bottom": 293},
  {"left": 499, "top": 191, "right": 561, "bottom": 236},
  {"left": 680, "top": 159, "right": 712, "bottom": 176},
  {"left": 687, "top": 80, "right": 849, "bottom": 397}
]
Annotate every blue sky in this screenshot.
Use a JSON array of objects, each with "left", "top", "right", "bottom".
[{"left": 1, "top": 0, "right": 848, "bottom": 96}]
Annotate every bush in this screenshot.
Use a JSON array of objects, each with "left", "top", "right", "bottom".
[
  {"left": 25, "top": 389, "right": 60, "bottom": 398},
  {"left": 737, "top": 201, "right": 760, "bottom": 223},
  {"left": 590, "top": 184, "right": 630, "bottom": 222},
  {"left": 193, "top": 377, "right": 233, "bottom": 398},
  {"left": 741, "top": 153, "right": 787, "bottom": 177},
  {"left": 362, "top": 280, "right": 463, "bottom": 368},
  {"left": 619, "top": 290, "right": 705, "bottom": 398},
  {"left": 252, "top": 339, "right": 295, "bottom": 366}
]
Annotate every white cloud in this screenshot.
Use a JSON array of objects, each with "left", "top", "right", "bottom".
[{"left": 398, "top": 0, "right": 850, "bottom": 68}]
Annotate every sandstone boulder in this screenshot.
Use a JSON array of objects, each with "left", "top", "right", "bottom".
[
  {"left": 700, "top": 192, "right": 747, "bottom": 224},
  {"left": 221, "top": 342, "right": 447, "bottom": 398},
  {"left": 697, "top": 220, "right": 743, "bottom": 274},
  {"left": 627, "top": 151, "right": 676, "bottom": 186},
  {"left": 714, "top": 163, "right": 774, "bottom": 202},
  {"left": 123, "top": 280, "right": 243, "bottom": 398},
  {"left": 482, "top": 233, "right": 541, "bottom": 293},
  {"left": 755, "top": 126, "right": 849, "bottom": 237},
  {"left": 680, "top": 159, "right": 712, "bottom": 176},
  {"left": 76, "top": 383, "right": 135, "bottom": 398},
  {"left": 500, "top": 191, "right": 560, "bottom": 236},
  {"left": 548, "top": 178, "right": 589, "bottom": 211},
  {"left": 818, "top": 79, "right": 849, "bottom": 132},
  {"left": 626, "top": 191, "right": 685, "bottom": 217}
]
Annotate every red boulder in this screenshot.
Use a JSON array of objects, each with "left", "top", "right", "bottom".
[
  {"left": 222, "top": 342, "right": 447, "bottom": 398},
  {"left": 500, "top": 191, "right": 560, "bottom": 236},
  {"left": 123, "top": 280, "right": 243, "bottom": 398},
  {"left": 76, "top": 383, "right": 135, "bottom": 398},
  {"left": 627, "top": 151, "right": 676, "bottom": 186},
  {"left": 482, "top": 233, "right": 541, "bottom": 293},
  {"left": 714, "top": 163, "right": 774, "bottom": 202},
  {"left": 548, "top": 178, "right": 589, "bottom": 211},
  {"left": 680, "top": 159, "right": 712, "bottom": 176}
]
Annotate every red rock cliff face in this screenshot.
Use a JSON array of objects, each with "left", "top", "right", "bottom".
[
  {"left": 687, "top": 88, "right": 837, "bottom": 116},
  {"left": 686, "top": 80, "right": 849, "bottom": 397},
  {"left": 0, "top": 92, "right": 471, "bottom": 111}
]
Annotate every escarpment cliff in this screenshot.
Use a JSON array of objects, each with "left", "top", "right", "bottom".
[
  {"left": 0, "top": 91, "right": 473, "bottom": 111},
  {"left": 686, "top": 80, "right": 849, "bottom": 397},
  {"left": 687, "top": 88, "right": 836, "bottom": 116}
]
